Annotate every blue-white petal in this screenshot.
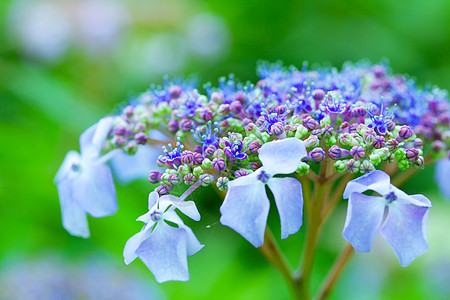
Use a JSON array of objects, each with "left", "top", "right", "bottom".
[
  {"left": 267, "top": 177, "right": 303, "bottom": 239},
  {"left": 220, "top": 174, "right": 269, "bottom": 247},
  {"left": 164, "top": 211, "right": 204, "bottom": 256},
  {"left": 342, "top": 193, "right": 386, "bottom": 252},
  {"left": 380, "top": 200, "right": 430, "bottom": 267},
  {"left": 161, "top": 195, "right": 201, "bottom": 221},
  {"left": 123, "top": 223, "right": 154, "bottom": 264},
  {"left": 57, "top": 179, "right": 90, "bottom": 238},
  {"left": 136, "top": 222, "right": 189, "bottom": 283},
  {"left": 73, "top": 164, "right": 118, "bottom": 218},
  {"left": 343, "top": 170, "right": 391, "bottom": 199},
  {"left": 258, "top": 137, "right": 307, "bottom": 175},
  {"left": 80, "top": 117, "right": 114, "bottom": 158},
  {"left": 54, "top": 151, "right": 81, "bottom": 183},
  {"left": 435, "top": 158, "right": 450, "bottom": 200},
  {"left": 110, "top": 145, "right": 162, "bottom": 183}
]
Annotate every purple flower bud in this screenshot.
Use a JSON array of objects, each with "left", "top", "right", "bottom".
[
  {"left": 248, "top": 140, "right": 261, "bottom": 153},
  {"left": 372, "top": 64, "right": 386, "bottom": 78},
  {"left": 218, "top": 104, "right": 231, "bottom": 116},
  {"left": 156, "top": 184, "right": 172, "bottom": 196},
  {"left": 328, "top": 145, "right": 342, "bottom": 160},
  {"left": 372, "top": 136, "right": 385, "bottom": 149},
  {"left": 351, "top": 106, "right": 366, "bottom": 118},
  {"left": 349, "top": 124, "right": 359, "bottom": 134},
  {"left": 211, "top": 91, "right": 224, "bottom": 103},
  {"left": 181, "top": 151, "right": 194, "bottom": 164},
  {"left": 134, "top": 132, "right": 148, "bottom": 145},
  {"left": 251, "top": 161, "right": 262, "bottom": 170},
  {"left": 235, "top": 169, "right": 249, "bottom": 178},
  {"left": 363, "top": 129, "right": 376, "bottom": 144},
  {"left": 303, "top": 117, "right": 319, "bottom": 131},
  {"left": 414, "top": 156, "right": 424, "bottom": 168},
  {"left": 386, "top": 120, "right": 396, "bottom": 132},
  {"left": 204, "top": 145, "right": 217, "bottom": 158},
  {"left": 308, "top": 147, "right": 326, "bottom": 162},
  {"left": 414, "top": 138, "right": 423, "bottom": 149},
  {"left": 134, "top": 123, "right": 147, "bottom": 132},
  {"left": 230, "top": 101, "right": 243, "bottom": 114},
  {"left": 321, "top": 124, "right": 334, "bottom": 139},
  {"left": 180, "top": 119, "right": 193, "bottom": 132},
  {"left": 219, "top": 119, "right": 230, "bottom": 130},
  {"left": 397, "top": 125, "right": 413, "bottom": 141},
  {"left": 148, "top": 171, "right": 162, "bottom": 183},
  {"left": 346, "top": 159, "right": 360, "bottom": 173},
  {"left": 350, "top": 146, "right": 365, "bottom": 160},
  {"left": 405, "top": 148, "right": 419, "bottom": 162},
  {"left": 112, "top": 135, "right": 127, "bottom": 147},
  {"left": 235, "top": 91, "right": 246, "bottom": 103},
  {"left": 194, "top": 145, "right": 202, "bottom": 153},
  {"left": 167, "top": 173, "right": 182, "bottom": 186},
  {"left": 386, "top": 139, "right": 399, "bottom": 150},
  {"left": 212, "top": 157, "right": 226, "bottom": 172},
  {"left": 193, "top": 152, "right": 203, "bottom": 165},
  {"left": 255, "top": 116, "right": 265, "bottom": 127},
  {"left": 305, "top": 135, "right": 320, "bottom": 148},
  {"left": 115, "top": 125, "right": 129, "bottom": 136},
  {"left": 168, "top": 85, "right": 182, "bottom": 98},
  {"left": 167, "top": 120, "right": 178, "bottom": 133},
  {"left": 123, "top": 105, "right": 134, "bottom": 117},
  {"left": 184, "top": 173, "right": 195, "bottom": 185},
  {"left": 431, "top": 141, "right": 446, "bottom": 152},
  {"left": 339, "top": 121, "right": 350, "bottom": 132},
  {"left": 275, "top": 105, "right": 286, "bottom": 115},
  {"left": 200, "top": 109, "right": 213, "bottom": 121},
  {"left": 269, "top": 122, "right": 285, "bottom": 136},
  {"left": 360, "top": 160, "right": 375, "bottom": 174}
]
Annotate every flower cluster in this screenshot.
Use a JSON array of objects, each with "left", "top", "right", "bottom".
[{"left": 55, "top": 61, "right": 449, "bottom": 283}]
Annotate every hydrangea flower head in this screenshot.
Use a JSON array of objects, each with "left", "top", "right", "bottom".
[
  {"left": 342, "top": 170, "right": 431, "bottom": 266},
  {"left": 123, "top": 192, "right": 203, "bottom": 283},
  {"left": 54, "top": 117, "right": 117, "bottom": 238},
  {"left": 220, "top": 137, "right": 307, "bottom": 247}
]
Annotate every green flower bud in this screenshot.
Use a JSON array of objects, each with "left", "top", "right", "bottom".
[
  {"left": 296, "top": 162, "right": 310, "bottom": 176},
  {"left": 193, "top": 166, "right": 204, "bottom": 177},
  {"left": 398, "top": 159, "right": 409, "bottom": 171},
  {"left": 202, "top": 158, "right": 212, "bottom": 169},
  {"left": 334, "top": 160, "right": 346, "bottom": 173},
  {"left": 369, "top": 154, "right": 381, "bottom": 166},
  {"left": 216, "top": 177, "right": 229, "bottom": 191},
  {"left": 320, "top": 115, "right": 331, "bottom": 127},
  {"left": 325, "top": 136, "right": 337, "bottom": 147},
  {"left": 295, "top": 125, "right": 308, "bottom": 139},
  {"left": 394, "top": 149, "right": 406, "bottom": 161},
  {"left": 177, "top": 164, "right": 190, "bottom": 176}
]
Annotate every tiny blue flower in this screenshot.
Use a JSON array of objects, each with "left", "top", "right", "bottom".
[
  {"left": 342, "top": 170, "right": 431, "bottom": 266},
  {"left": 220, "top": 138, "right": 307, "bottom": 247},
  {"left": 54, "top": 117, "right": 118, "bottom": 238},
  {"left": 123, "top": 192, "right": 203, "bottom": 283},
  {"left": 366, "top": 99, "right": 395, "bottom": 135}
]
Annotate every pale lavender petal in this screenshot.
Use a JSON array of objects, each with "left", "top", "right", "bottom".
[
  {"left": 220, "top": 178, "right": 269, "bottom": 247},
  {"left": 123, "top": 224, "right": 154, "bottom": 264},
  {"left": 148, "top": 192, "right": 159, "bottom": 210},
  {"left": 73, "top": 164, "right": 117, "bottom": 217},
  {"left": 267, "top": 177, "right": 303, "bottom": 239},
  {"left": 381, "top": 201, "right": 430, "bottom": 267},
  {"left": 343, "top": 170, "right": 391, "bottom": 199},
  {"left": 136, "top": 222, "right": 189, "bottom": 283},
  {"left": 110, "top": 145, "right": 162, "bottom": 183},
  {"left": 163, "top": 211, "right": 203, "bottom": 256},
  {"left": 391, "top": 186, "right": 432, "bottom": 208},
  {"left": 80, "top": 117, "right": 114, "bottom": 158},
  {"left": 342, "top": 193, "right": 386, "bottom": 252},
  {"left": 161, "top": 195, "right": 200, "bottom": 221},
  {"left": 54, "top": 151, "right": 81, "bottom": 183},
  {"left": 228, "top": 169, "right": 261, "bottom": 187},
  {"left": 258, "top": 137, "right": 307, "bottom": 175},
  {"left": 435, "top": 158, "right": 450, "bottom": 199},
  {"left": 57, "top": 179, "right": 90, "bottom": 238}
]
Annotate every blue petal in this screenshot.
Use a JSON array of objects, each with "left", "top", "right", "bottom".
[
  {"left": 381, "top": 200, "right": 430, "bottom": 267},
  {"left": 123, "top": 224, "right": 154, "bottom": 264},
  {"left": 161, "top": 195, "right": 201, "bottom": 221},
  {"left": 57, "top": 179, "right": 90, "bottom": 238},
  {"left": 54, "top": 151, "right": 81, "bottom": 183},
  {"left": 343, "top": 170, "right": 391, "bottom": 199},
  {"left": 342, "top": 193, "right": 386, "bottom": 252},
  {"left": 435, "top": 158, "right": 450, "bottom": 200},
  {"left": 267, "top": 177, "right": 303, "bottom": 239},
  {"left": 148, "top": 191, "right": 159, "bottom": 210},
  {"left": 110, "top": 145, "right": 162, "bottom": 183},
  {"left": 80, "top": 117, "right": 114, "bottom": 158},
  {"left": 258, "top": 138, "right": 307, "bottom": 175},
  {"left": 164, "top": 211, "right": 204, "bottom": 256},
  {"left": 220, "top": 173, "right": 269, "bottom": 247},
  {"left": 136, "top": 222, "right": 189, "bottom": 283},
  {"left": 73, "top": 164, "right": 118, "bottom": 218}
]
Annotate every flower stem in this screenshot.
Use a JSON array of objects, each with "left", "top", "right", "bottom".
[{"left": 316, "top": 243, "right": 354, "bottom": 300}]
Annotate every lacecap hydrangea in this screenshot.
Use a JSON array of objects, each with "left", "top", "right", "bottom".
[{"left": 55, "top": 61, "right": 449, "bottom": 286}]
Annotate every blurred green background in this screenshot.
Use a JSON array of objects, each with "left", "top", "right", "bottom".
[{"left": 0, "top": 0, "right": 449, "bottom": 299}]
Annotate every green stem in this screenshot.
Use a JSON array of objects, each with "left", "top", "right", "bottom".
[{"left": 316, "top": 243, "right": 354, "bottom": 300}]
